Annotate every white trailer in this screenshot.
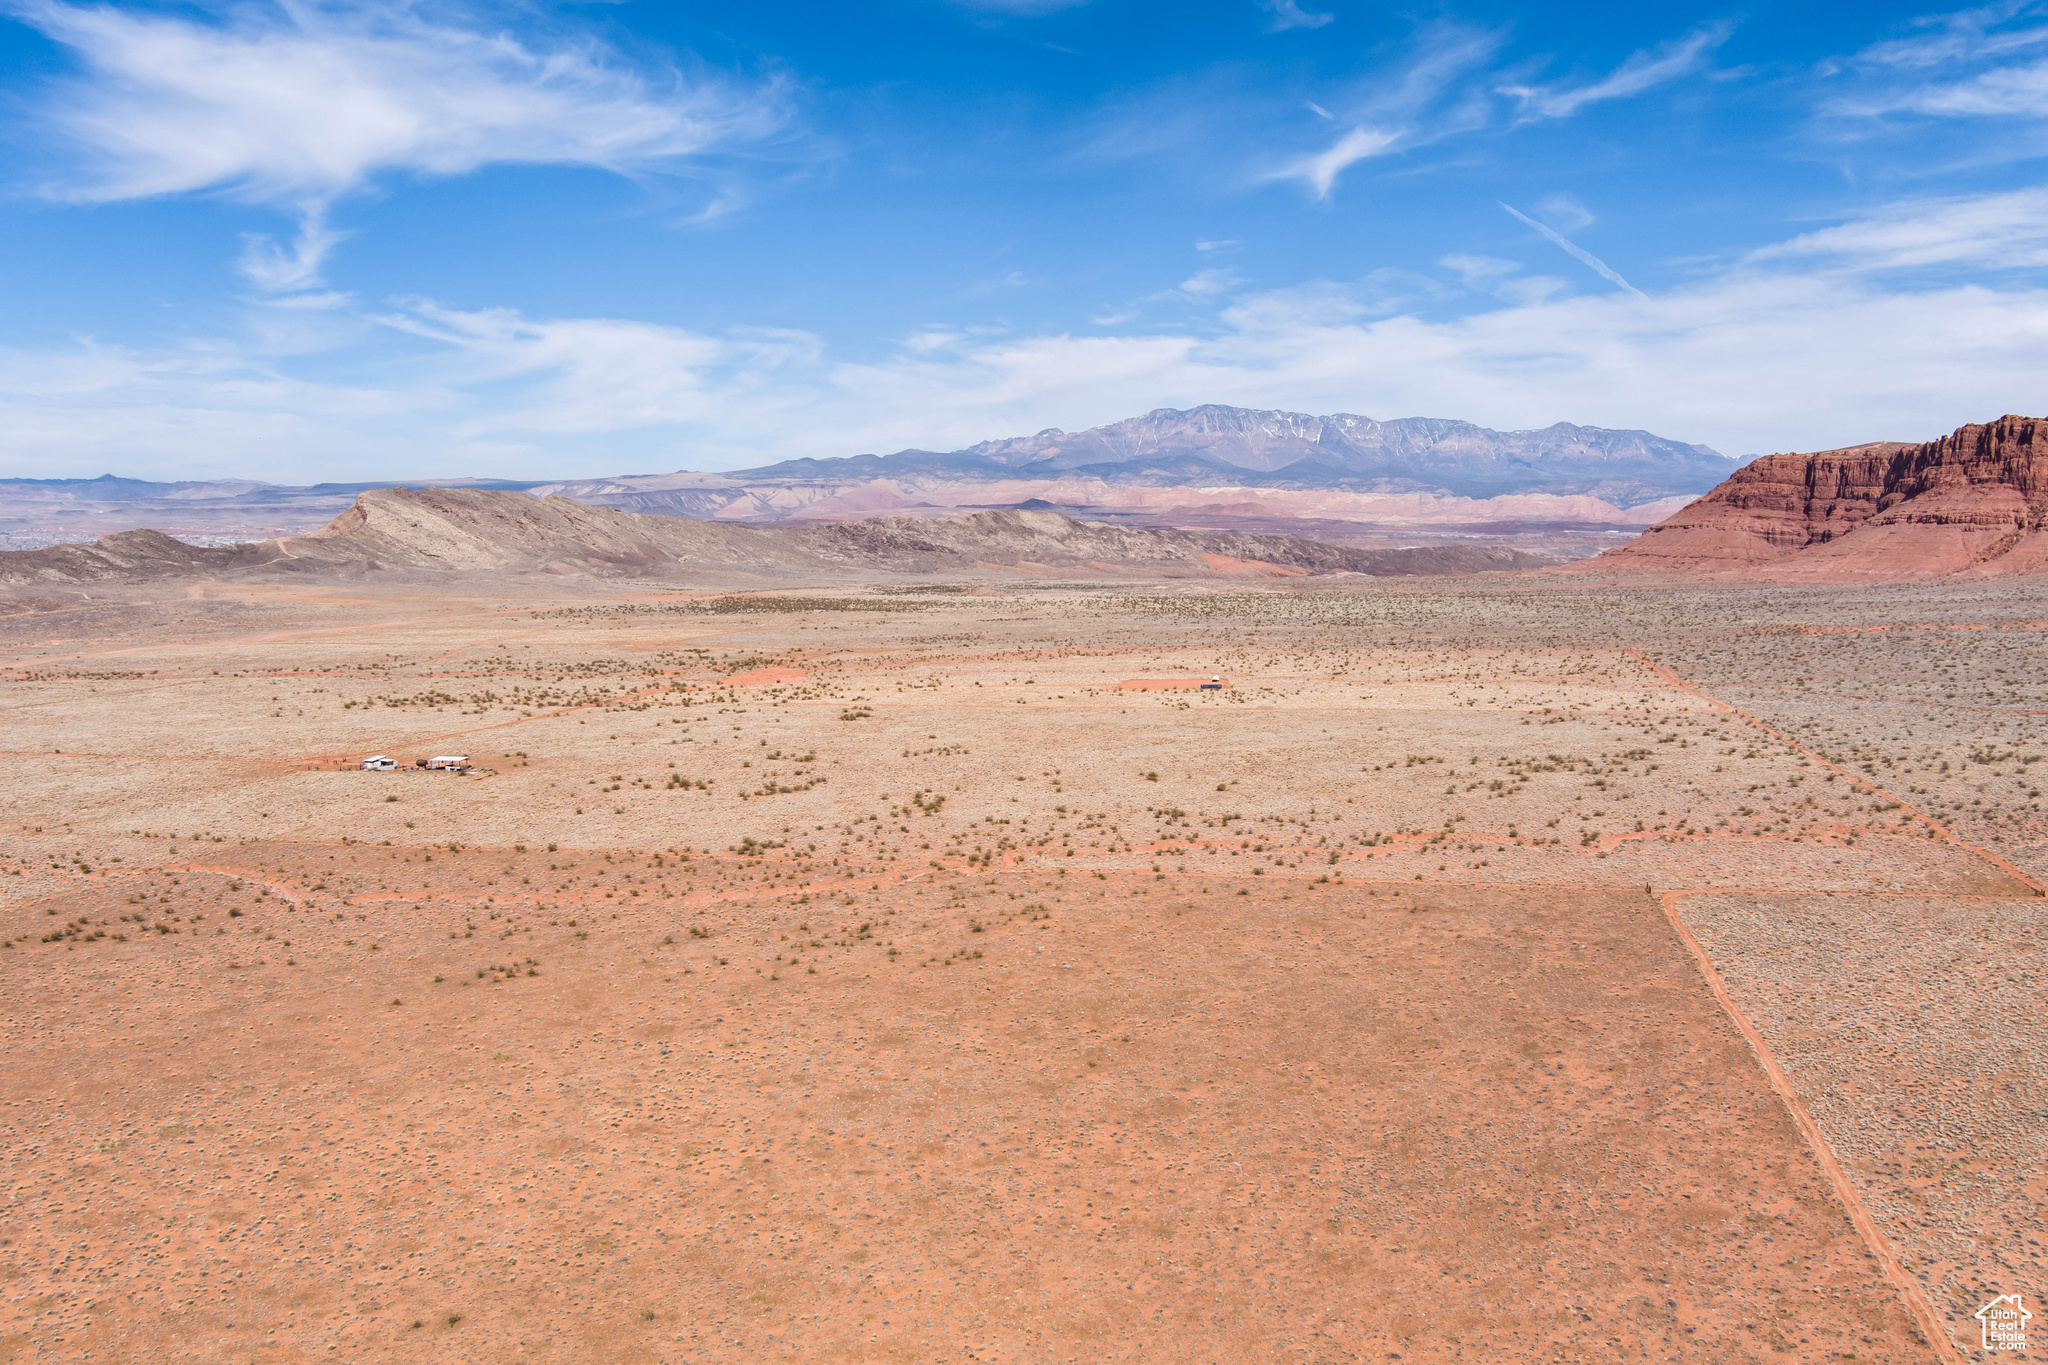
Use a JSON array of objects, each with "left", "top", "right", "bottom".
[{"left": 360, "top": 755, "right": 397, "bottom": 771}]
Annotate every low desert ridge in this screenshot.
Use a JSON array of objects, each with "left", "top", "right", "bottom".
[{"left": 1, "top": 575, "right": 2043, "bottom": 1362}]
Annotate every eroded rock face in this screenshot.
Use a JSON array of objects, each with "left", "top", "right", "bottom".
[{"left": 1596, "top": 416, "right": 2048, "bottom": 580}]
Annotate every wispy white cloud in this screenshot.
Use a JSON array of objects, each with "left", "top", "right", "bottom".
[
  {"left": 1178, "top": 267, "right": 1245, "bottom": 298},
  {"left": 1271, "top": 125, "right": 1400, "bottom": 198},
  {"left": 1439, "top": 252, "right": 1520, "bottom": 287},
  {"left": 1501, "top": 23, "right": 1732, "bottom": 121},
  {"left": 963, "top": 269, "right": 1031, "bottom": 298},
  {"left": 1534, "top": 192, "right": 1594, "bottom": 232},
  {"left": 1261, "top": 0, "right": 1334, "bottom": 33},
  {"left": 1220, "top": 273, "right": 1435, "bottom": 328},
  {"left": 1822, "top": 3, "right": 2048, "bottom": 120},
  {"left": 1264, "top": 22, "right": 1509, "bottom": 198},
  {"left": 378, "top": 302, "right": 707, "bottom": 433},
  {"left": 1362, "top": 21, "right": 1503, "bottom": 124},
  {"left": 1258, "top": 19, "right": 1734, "bottom": 203},
  {"left": 1841, "top": 56, "right": 2048, "bottom": 116},
  {"left": 902, "top": 329, "right": 968, "bottom": 355},
  {"left": 236, "top": 209, "right": 351, "bottom": 296},
  {"left": 1084, "top": 262, "right": 1250, "bottom": 327},
  {"left": 11, "top": 0, "right": 792, "bottom": 292},
  {"left": 9, "top": 192, "right": 2048, "bottom": 479},
  {"left": 1746, "top": 187, "right": 2048, "bottom": 270},
  {"left": 1849, "top": 3, "right": 2048, "bottom": 73},
  {"left": 1081, "top": 20, "right": 1498, "bottom": 197},
  {"left": 1499, "top": 202, "right": 1643, "bottom": 297},
  {"left": 1440, "top": 252, "right": 1568, "bottom": 306}
]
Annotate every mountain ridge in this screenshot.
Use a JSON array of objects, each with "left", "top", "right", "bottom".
[
  {"left": 665, "top": 405, "right": 1734, "bottom": 506},
  {"left": 1588, "top": 414, "right": 2048, "bottom": 581}
]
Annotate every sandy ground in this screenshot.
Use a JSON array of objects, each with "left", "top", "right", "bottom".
[{"left": 2, "top": 573, "right": 2044, "bottom": 1362}]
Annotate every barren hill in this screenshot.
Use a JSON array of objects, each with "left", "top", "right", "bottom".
[
  {"left": 0, "top": 487, "right": 1553, "bottom": 586},
  {"left": 1588, "top": 414, "right": 2048, "bottom": 581}
]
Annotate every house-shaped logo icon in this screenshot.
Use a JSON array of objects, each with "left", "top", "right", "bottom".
[{"left": 1976, "top": 1294, "right": 2031, "bottom": 1351}]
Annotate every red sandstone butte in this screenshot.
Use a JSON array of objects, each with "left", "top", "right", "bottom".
[{"left": 1589, "top": 414, "right": 2048, "bottom": 581}]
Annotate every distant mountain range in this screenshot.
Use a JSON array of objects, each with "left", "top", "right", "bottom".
[
  {"left": 0, "top": 406, "right": 1736, "bottom": 551},
  {"left": 758, "top": 406, "right": 1730, "bottom": 497},
  {"left": 535, "top": 406, "right": 1733, "bottom": 520}
]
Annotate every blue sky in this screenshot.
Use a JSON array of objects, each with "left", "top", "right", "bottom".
[{"left": 0, "top": 0, "right": 2045, "bottom": 480}]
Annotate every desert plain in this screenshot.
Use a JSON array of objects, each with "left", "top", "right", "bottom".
[{"left": 1, "top": 572, "right": 2044, "bottom": 1364}]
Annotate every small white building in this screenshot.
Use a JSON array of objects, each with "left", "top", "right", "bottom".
[
  {"left": 360, "top": 755, "right": 397, "bottom": 771},
  {"left": 424, "top": 755, "right": 471, "bottom": 771}
]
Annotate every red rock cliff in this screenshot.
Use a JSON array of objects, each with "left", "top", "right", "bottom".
[{"left": 1594, "top": 415, "right": 2048, "bottom": 580}]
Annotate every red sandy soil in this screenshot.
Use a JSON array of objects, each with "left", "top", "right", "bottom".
[{"left": 1, "top": 857, "right": 1934, "bottom": 1364}]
